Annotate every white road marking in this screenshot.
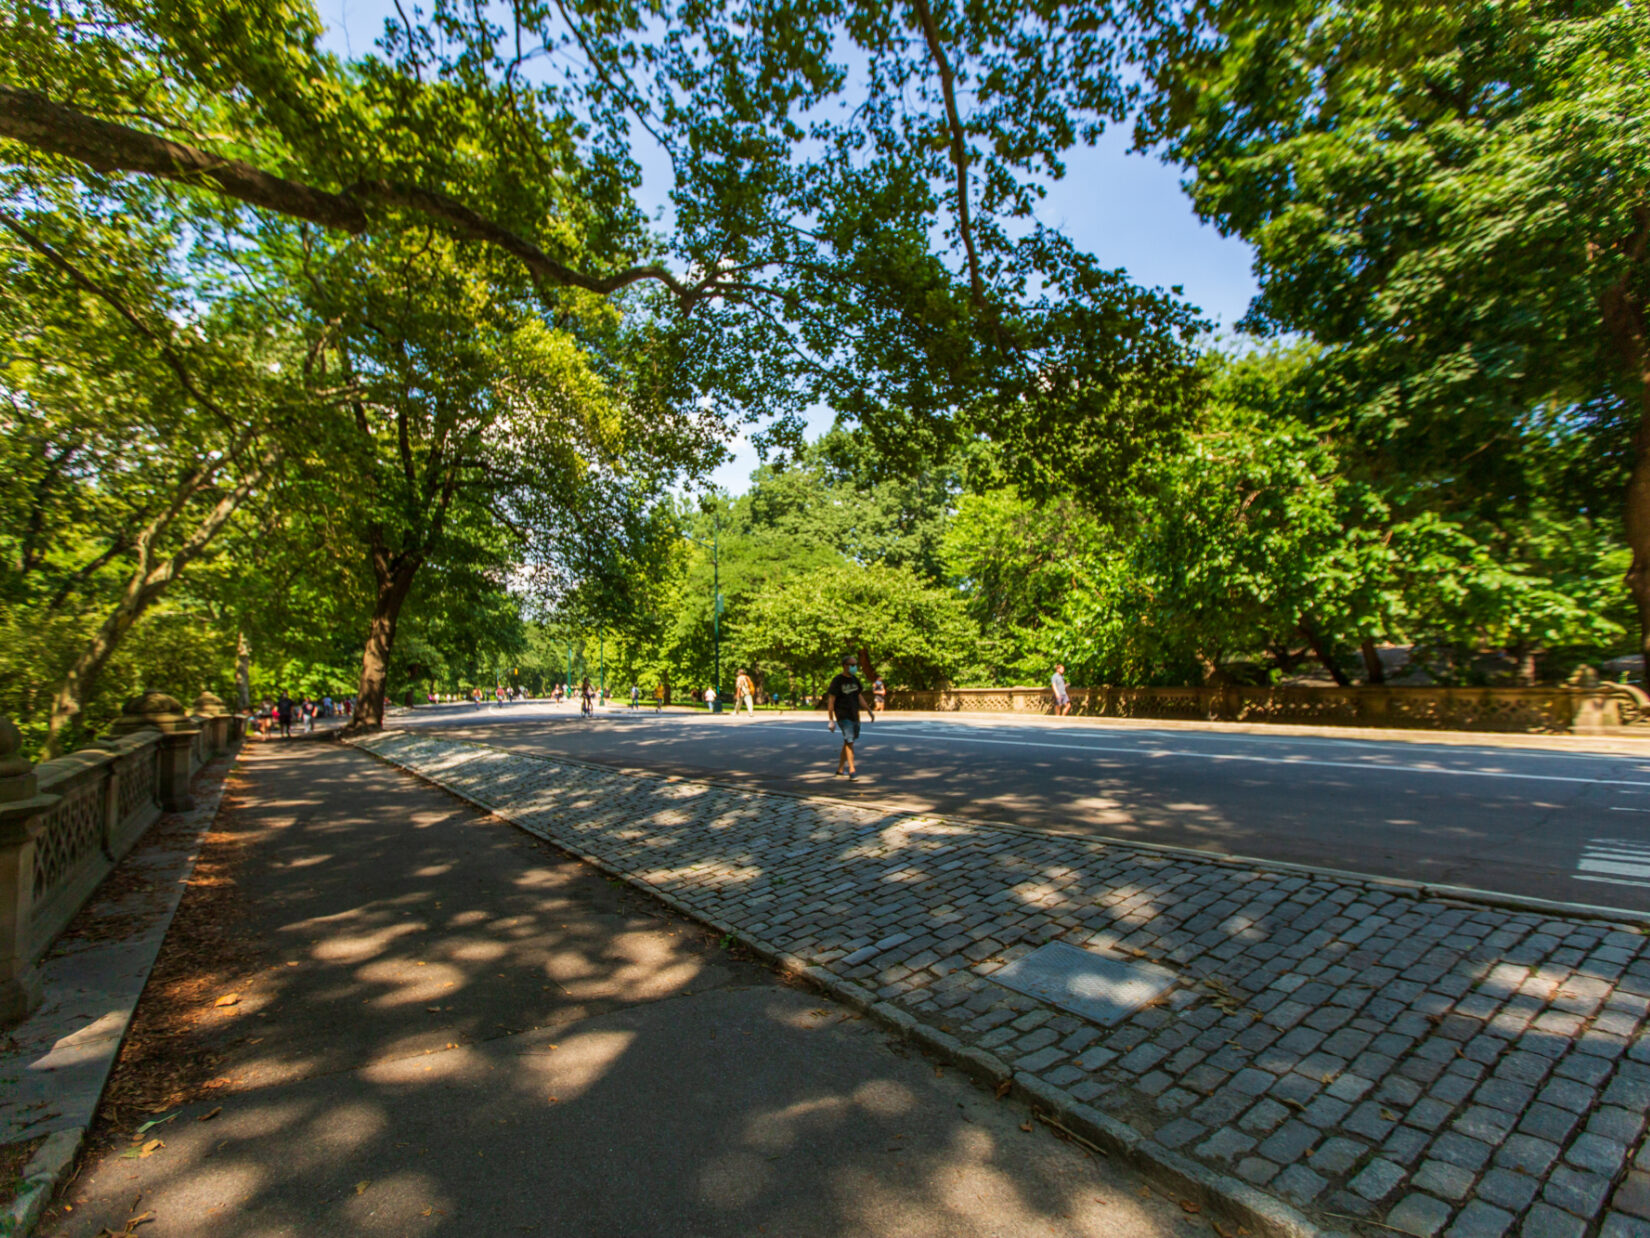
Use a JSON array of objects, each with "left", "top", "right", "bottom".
[
  {"left": 748, "top": 723, "right": 1650, "bottom": 787},
  {"left": 1576, "top": 839, "right": 1650, "bottom": 888}
]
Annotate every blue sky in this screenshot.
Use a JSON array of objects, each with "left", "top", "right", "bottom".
[{"left": 321, "top": 2, "right": 1258, "bottom": 493}]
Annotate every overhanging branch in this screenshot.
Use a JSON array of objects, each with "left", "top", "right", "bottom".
[{"left": 0, "top": 86, "right": 724, "bottom": 307}]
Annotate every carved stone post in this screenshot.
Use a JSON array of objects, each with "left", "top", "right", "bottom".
[
  {"left": 109, "top": 692, "right": 199, "bottom": 812},
  {"left": 192, "top": 691, "right": 230, "bottom": 755},
  {"left": 0, "top": 716, "right": 57, "bottom": 1024}
]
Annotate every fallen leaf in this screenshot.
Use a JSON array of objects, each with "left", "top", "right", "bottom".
[
  {"left": 355, "top": 1180, "right": 370, "bottom": 1195},
  {"left": 1019, "top": 1120, "right": 1034, "bottom": 1133},
  {"left": 198, "top": 1107, "right": 222, "bottom": 1122},
  {"left": 285, "top": 961, "right": 299, "bottom": 967},
  {"left": 135, "top": 1113, "right": 178, "bottom": 1135},
  {"left": 994, "top": 1079, "right": 1012, "bottom": 1099},
  {"left": 1138, "top": 1187, "right": 1152, "bottom": 1199},
  {"left": 422, "top": 1208, "right": 434, "bottom": 1218},
  {"left": 934, "top": 1067, "right": 944, "bottom": 1077},
  {"left": 1379, "top": 1108, "right": 1398, "bottom": 1121},
  {"left": 214, "top": 993, "right": 240, "bottom": 1008},
  {"left": 138, "top": 1139, "right": 163, "bottom": 1158},
  {"left": 1213, "top": 1223, "right": 1237, "bottom": 1238},
  {"left": 548, "top": 1096, "right": 560, "bottom": 1104},
  {"left": 1180, "top": 1200, "right": 1202, "bottom": 1214}
]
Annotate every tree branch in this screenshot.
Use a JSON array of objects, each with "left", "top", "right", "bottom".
[
  {"left": 909, "top": 0, "right": 985, "bottom": 305},
  {"left": 0, "top": 86, "right": 727, "bottom": 308}
]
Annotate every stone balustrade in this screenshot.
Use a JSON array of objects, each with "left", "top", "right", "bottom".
[
  {"left": 885, "top": 681, "right": 1650, "bottom": 734},
  {"left": 0, "top": 691, "right": 242, "bottom": 1024}
]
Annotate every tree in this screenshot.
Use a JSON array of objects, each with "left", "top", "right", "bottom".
[
  {"left": 0, "top": 188, "right": 288, "bottom": 752},
  {"left": 733, "top": 562, "right": 977, "bottom": 694},
  {"left": 1135, "top": 0, "right": 1650, "bottom": 667}
]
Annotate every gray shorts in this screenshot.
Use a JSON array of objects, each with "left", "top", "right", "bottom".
[{"left": 838, "top": 715, "right": 861, "bottom": 744}]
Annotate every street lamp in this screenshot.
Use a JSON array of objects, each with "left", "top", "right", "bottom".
[{"left": 681, "top": 517, "right": 722, "bottom": 711}]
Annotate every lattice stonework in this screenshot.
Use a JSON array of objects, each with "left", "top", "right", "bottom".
[
  {"left": 118, "top": 755, "right": 156, "bottom": 821},
  {"left": 33, "top": 783, "right": 104, "bottom": 904}
]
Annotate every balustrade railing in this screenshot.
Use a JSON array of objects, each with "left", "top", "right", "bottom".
[
  {"left": 1, "top": 691, "right": 242, "bottom": 1024},
  {"left": 884, "top": 681, "right": 1650, "bottom": 734}
]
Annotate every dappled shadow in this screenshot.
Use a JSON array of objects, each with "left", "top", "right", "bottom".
[
  {"left": 43, "top": 742, "right": 1209, "bottom": 1238},
  {"left": 416, "top": 710, "right": 1650, "bottom": 910},
  {"left": 358, "top": 730, "right": 1650, "bottom": 1233}
]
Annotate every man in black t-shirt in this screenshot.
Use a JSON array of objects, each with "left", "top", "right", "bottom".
[{"left": 825, "top": 655, "right": 875, "bottom": 780}]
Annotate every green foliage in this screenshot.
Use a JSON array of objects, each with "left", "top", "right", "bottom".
[{"left": 732, "top": 563, "right": 978, "bottom": 695}]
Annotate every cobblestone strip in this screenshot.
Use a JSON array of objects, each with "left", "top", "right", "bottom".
[{"left": 358, "top": 733, "right": 1650, "bottom": 1238}]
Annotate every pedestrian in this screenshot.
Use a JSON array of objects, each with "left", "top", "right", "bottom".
[
  {"left": 630, "top": 683, "right": 640, "bottom": 710},
  {"left": 703, "top": 683, "right": 717, "bottom": 712},
  {"left": 1051, "top": 662, "right": 1072, "bottom": 717},
  {"left": 276, "top": 690, "right": 294, "bottom": 739},
  {"left": 581, "top": 677, "right": 594, "bottom": 717},
  {"left": 872, "top": 674, "right": 887, "bottom": 714},
  {"left": 735, "top": 669, "right": 756, "bottom": 716},
  {"left": 825, "top": 654, "right": 874, "bottom": 780},
  {"left": 302, "top": 695, "right": 316, "bottom": 733},
  {"left": 256, "top": 700, "right": 272, "bottom": 741},
  {"left": 654, "top": 682, "right": 665, "bottom": 713}
]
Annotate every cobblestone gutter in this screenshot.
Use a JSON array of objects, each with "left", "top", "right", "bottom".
[{"left": 355, "top": 732, "right": 1650, "bottom": 1238}]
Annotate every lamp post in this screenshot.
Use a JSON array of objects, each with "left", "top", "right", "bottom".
[{"left": 681, "top": 518, "right": 721, "bottom": 712}]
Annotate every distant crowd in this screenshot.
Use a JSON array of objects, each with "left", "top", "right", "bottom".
[{"left": 252, "top": 692, "right": 353, "bottom": 740}]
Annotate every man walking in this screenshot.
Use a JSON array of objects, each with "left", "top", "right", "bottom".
[
  {"left": 825, "top": 655, "right": 874, "bottom": 780},
  {"left": 1051, "top": 663, "right": 1072, "bottom": 717},
  {"left": 276, "top": 690, "right": 294, "bottom": 739},
  {"left": 735, "top": 669, "right": 756, "bottom": 716}
]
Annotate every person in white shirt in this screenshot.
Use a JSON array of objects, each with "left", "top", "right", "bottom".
[{"left": 735, "top": 670, "right": 755, "bottom": 716}]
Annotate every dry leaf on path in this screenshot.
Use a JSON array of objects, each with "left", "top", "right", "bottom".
[
  {"left": 355, "top": 1180, "right": 370, "bottom": 1195},
  {"left": 214, "top": 993, "right": 239, "bottom": 1008},
  {"left": 198, "top": 1107, "right": 222, "bottom": 1122},
  {"left": 1019, "top": 1120, "right": 1034, "bottom": 1133},
  {"left": 138, "top": 1139, "right": 163, "bottom": 1158},
  {"left": 994, "top": 1079, "right": 1012, "bottom": 1099},
  {"left": 1180, "top": 1200, "right": 1202, "bottom": 1214}
]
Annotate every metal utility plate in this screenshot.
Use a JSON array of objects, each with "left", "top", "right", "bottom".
[{"left": 990, "top": 942, "right": 1177, "bottom": 1026}]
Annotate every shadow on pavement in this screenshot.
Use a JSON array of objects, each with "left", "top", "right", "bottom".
[{"left": 43, "top": 742, "right": 1206, "bottom": 1238}]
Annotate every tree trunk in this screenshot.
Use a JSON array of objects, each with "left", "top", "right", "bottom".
[
  {"left": 346, "top": 556, "right": 421, "bottom": 732},
  {"left": 235, "top": 630, "right": 252, "bottom": 710},
  {"left": 1601, "top": 214, "right": 1650, "bottom": 680},
  {"left": 43, "top": 456, "right": 275, "bottom": 755},
  {"left": 1360, "top": 638, "right": 1386, "bottom": 685},
  {"left": 44, "top": 597, "right": 146, "bottom": 754},
  {"left": 1299, "top": 615, "right": 1351, "bottom": 687},
  {"left": 1625, "top": 432, "right": 1650, "bottom": 684}
]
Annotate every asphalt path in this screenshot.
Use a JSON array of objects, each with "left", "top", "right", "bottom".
[{"left": 392, "top": 702, "right": 1650, "bottom": 914}]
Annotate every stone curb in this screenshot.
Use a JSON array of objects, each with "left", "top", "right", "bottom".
[
  {"left": 0, "top": 754, "right": 240, "bottom": 1238},
  {"left": 1, "top": 1130, "right": 80, "bottom": 1238},
  {"left": 411, "top": 732, "right": 1650, "bottom": 931},
  {"left": 349, "top": 733, "right": 1349, "bottom": 1238}
]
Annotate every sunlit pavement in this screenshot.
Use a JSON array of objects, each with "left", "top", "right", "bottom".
[
  {"left": 356, "top": 728, "right": 1650, "bottom": 1238},
  {"left": 42, "top": 741, "right": 1208, "bottom": 1238},
  {"left": 390, "top": 701, "right": 1650, "bottom": 912}
]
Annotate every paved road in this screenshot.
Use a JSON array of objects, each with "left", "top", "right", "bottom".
[{"left": 395, "top": 702, "right": 1650, "bottom": 912}]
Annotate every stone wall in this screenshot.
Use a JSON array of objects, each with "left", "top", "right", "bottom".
[
  {"left": 885, "top": 682, "right": 1650, "bottom": 734},
  {"left": 0, "top": 691, "right": 242, "bottom": 1024}
]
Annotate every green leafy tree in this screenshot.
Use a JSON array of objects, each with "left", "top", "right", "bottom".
[
  {"left": 1136, "top": 0, "right": 1650, "bottom": 666},
  {"left": 733, "top": 562, "right": 978, "bottom": 695}
]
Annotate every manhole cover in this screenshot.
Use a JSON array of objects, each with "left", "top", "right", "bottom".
[{"left": 989, "top": 942, "right": 1177, "bottom": 1026}]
